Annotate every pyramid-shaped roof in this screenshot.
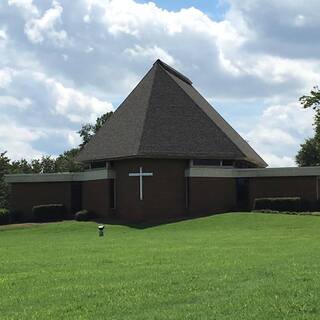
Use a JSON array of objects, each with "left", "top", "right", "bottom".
[{"left": 76, "top": 60, "right": 267, "bottom": 168}]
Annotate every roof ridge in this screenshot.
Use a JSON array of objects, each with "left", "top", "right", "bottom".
[
  {"left": 159, "top": 66, "right": 246, "bottom": 159},
  {"left": 136, "top": 62, "right": 159, "bottom": 154},
  {"left": 155, "top": 59, "right": 192, "bottom": 85},
  {"left": 163, "top": 69, "right": 267, "bottom": 167}
]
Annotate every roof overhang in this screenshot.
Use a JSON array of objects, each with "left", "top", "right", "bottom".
[
  {"left": 186, "top": 166, "right": 320, "bottom": 178},
  {"left": 4, "top": 169, "right": 115, "bottom": 184},
  {"left": 78, "top": 154, "right": 264, "bottom": 165}
]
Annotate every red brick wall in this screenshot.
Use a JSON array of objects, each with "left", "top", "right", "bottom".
[
  {"left": 81, "top": 179, "right": 113, "bottom": 218},
  {"left": 249, "top": 176, "right": 318, "bottom": 209},
  {"left": 10, "top": 182, "right": 73, "bottom": 220},
  {"left": 10, "top": 179, "right": 114, "bottom": 220},
  {"left": 10, "top": 170, "right": 319, "bottom": 223},
  {"left": 188, "top": 177, "right": 237, "bottom": 215},
  {"left": 114, "top": 159, "right": 188, "bottom": 221}
]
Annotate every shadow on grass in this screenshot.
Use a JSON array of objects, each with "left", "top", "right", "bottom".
[
  {"left": 92, "top": 212, "right": 229, "bottom": 229},
  {"left": 1, "top": 211, "right": 240, "bottom": 230}
]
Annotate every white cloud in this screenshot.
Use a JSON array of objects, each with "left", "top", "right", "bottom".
[
  {"left": 41, "top": 76, "right": 113, "bottom": 123},
  {"left": 0, "top": 118, "right": 44, "bottom": 160},
  {"left": 0, "top": 28, "right": 8, "bottom": 42},
  {"left": 8, "top": 0, "right": 39, "bottom": 17},
  {"left": 0, "top": 68, "right": 14, "bottom": 88},
  {"left": 0, "top": 95, "right": 32, "bottom": 109},
  {"left": 1, "top": 0, "right": 320, "bottom": 164},
  {"left": 90, "top": 0, "right": 217, "bottom": 37},
  {"left": 261, "top": 153, "right": 296, "bottom": 168},
  {"left": 24, "top": 1, "right": 68, "bottom": 45},
  {"left": 248, "top": 126, "right": 297, "bottom": 147},
  {"left": 244, "top": 102, "right": 314, "bottom": 167},
  {"left": 294, "top": 15, "right": 306, "bottom": 27},
  {"left": 238, "top": 55, "right": 320, "bottom": 88},
  {"left": 125, "top": 45, "right": 175, "bottom": 65},
  {"left": 67, "top": 131, "right": 82, "bottom": 148},
  {"left": 261, "top": 103, "right": 314, "bottom": 135}
]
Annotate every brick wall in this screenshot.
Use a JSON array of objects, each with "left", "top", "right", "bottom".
[
  {"left": 188, "top": 177, "right": 237, "bottom": 215},
  {"left": 114, "top": 158, "right": 188, "bottom": 221}
]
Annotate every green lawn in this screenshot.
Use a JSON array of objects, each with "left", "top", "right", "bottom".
[{"left": 1, "top": 213, "right": 320, "bottom": 319}]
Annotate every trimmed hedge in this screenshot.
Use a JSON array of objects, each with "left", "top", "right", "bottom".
[
  {"left": 253, "top": 197, "right": 301, "bottom": 212},
  {"left": 32, "top": 204, "right": 66, "bottom": 222},
  {"left": 0, "top": 208, "right": 10, "bottom": 225},
  {"left": 75, "top": 210, "right": 93, "bottom": 221},
  {"left": 253, "top": 209, "right": 320, "bottom": 216}
]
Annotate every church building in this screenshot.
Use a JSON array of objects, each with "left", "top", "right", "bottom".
[{"left": 5, "top": 60, "right": 320, "bottom": 222}]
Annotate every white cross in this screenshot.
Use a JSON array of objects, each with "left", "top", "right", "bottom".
[{"left": 129, "top": 166, "right": 153, "bottom": 200}]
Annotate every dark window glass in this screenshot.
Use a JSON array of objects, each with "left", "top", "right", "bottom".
[
  {"left": 193, "top": 159, "right": 235, "bottom": 167},
  {"left": 193, "top": 159, "right": 221, "bottom": 166},
  {"left": 222, "top": 160, "right": 234, "bottom": 166},
  {"left": 90, "top": 161, "right": 106, "bottom": 169}
]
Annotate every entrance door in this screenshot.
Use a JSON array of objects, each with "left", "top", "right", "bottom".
[{"left": 236, "top": 178, "right": 249, "bottom": 211}]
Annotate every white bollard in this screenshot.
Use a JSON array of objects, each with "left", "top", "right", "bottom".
[{"left": 98, "top": 225, "right": 105, "bottom": 237}]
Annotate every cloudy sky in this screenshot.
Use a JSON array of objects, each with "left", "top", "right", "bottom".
[{"left": 1, "top": 0, "right": 319, "bottom": 166}]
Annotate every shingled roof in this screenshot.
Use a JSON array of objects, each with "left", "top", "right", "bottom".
[{"left": 76, "top": 60, "right": 267, "bottom": 168}]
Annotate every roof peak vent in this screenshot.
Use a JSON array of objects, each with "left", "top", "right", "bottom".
[{"left": 154, "top": 59, "right": 192, "bottom": 85}]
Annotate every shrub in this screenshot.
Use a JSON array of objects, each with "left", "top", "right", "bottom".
[
  {"left": 253, "top": 197, "right": 301, "bottom": 212},
  {"left": 252, "top": 210, "right": 320, "bottom": 217},
  {"left": 253, "top": 209, "right": 280, "bottom": 214},
  {"left": 32, "top": 204, "right": 66, "bottom": 222},
  {"left": 0, "top": 208, "right": 11, "bottom": 225},
  {"left": 75, "top": 210, "right": 93, "bottom": 221}
]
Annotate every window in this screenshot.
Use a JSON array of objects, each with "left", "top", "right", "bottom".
[
  {"left": 193, "top": 159, "right": 221, "bottom": 166},
  {"left": 90, "top": 161, "right": 107, "bottom": 169},
  {"left": 222, "top": 160, "right": 234, "bottom": 166},
  {"left": 192, "top": 159, "right": 235, "bottom": 167}
]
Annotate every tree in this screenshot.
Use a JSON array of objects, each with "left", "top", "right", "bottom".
[
  {"left": 0, "top": 152, "right": 11, "bottom": 208},
  {"left": 54, "top": 149, "right": 84, "bottom": 172},
  {"left": 78, "top": 111, "right": 113, "bottom": 148},
  {"left": 10, "top": 159, "right": 33, "bottom": 174},
  {"left": 296, "top": 87, "right": 320, "bottom": 166},
  {"left": 296, "top": 137, "right": 320, "bottom": 166},
  {"left": 300, "top": 86, "right": 320, "bottom": 111}
]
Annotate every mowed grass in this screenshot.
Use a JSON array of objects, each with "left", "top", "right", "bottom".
[{"left": 1, "top": 213, "right": 320, "bottom": 319}]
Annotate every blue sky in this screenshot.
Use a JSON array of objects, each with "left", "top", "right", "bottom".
[
  {"left": 137, "top": 0, "right": 228, "bottom": 20},
  {"left": 0, "top": 0, "right": 319, "bottom": 166}
]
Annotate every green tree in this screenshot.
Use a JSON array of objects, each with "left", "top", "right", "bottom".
[
  {"left": 30, "top": 159, "right": 42, "bottom": 173},
  {"left": 54, "top": 149, "right": 84, "bottom": 172},
  {"left": 10, "top": 159, "right": 33, "bottom": 174},
  {"left": 296, "top": 86, "right": 320, "bottom": 166},
  {"left": 0, "top": 152, "right": 11, "bottom": 208},
  {"left": 78, "top": 111, "right": 113, "bottom": 148}
]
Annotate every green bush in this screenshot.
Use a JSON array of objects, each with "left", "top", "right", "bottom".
[
  {"left": 253, "top": 209, "right": 280, "bottom": 214},
  {"left": 32, "top": 204, "right": 66, "bottom": 222},
  {"left": 253, "top": 197, "right": 301, "bottom": 212},
  {"left": 0, "top": 208, "right": 11, "bottom": 225},
  {"left": 252, "top": 210, "right": 320, "bottom": 217},
  {"left": 75, "top": 210, "right": 93, "bottom": 221}
]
